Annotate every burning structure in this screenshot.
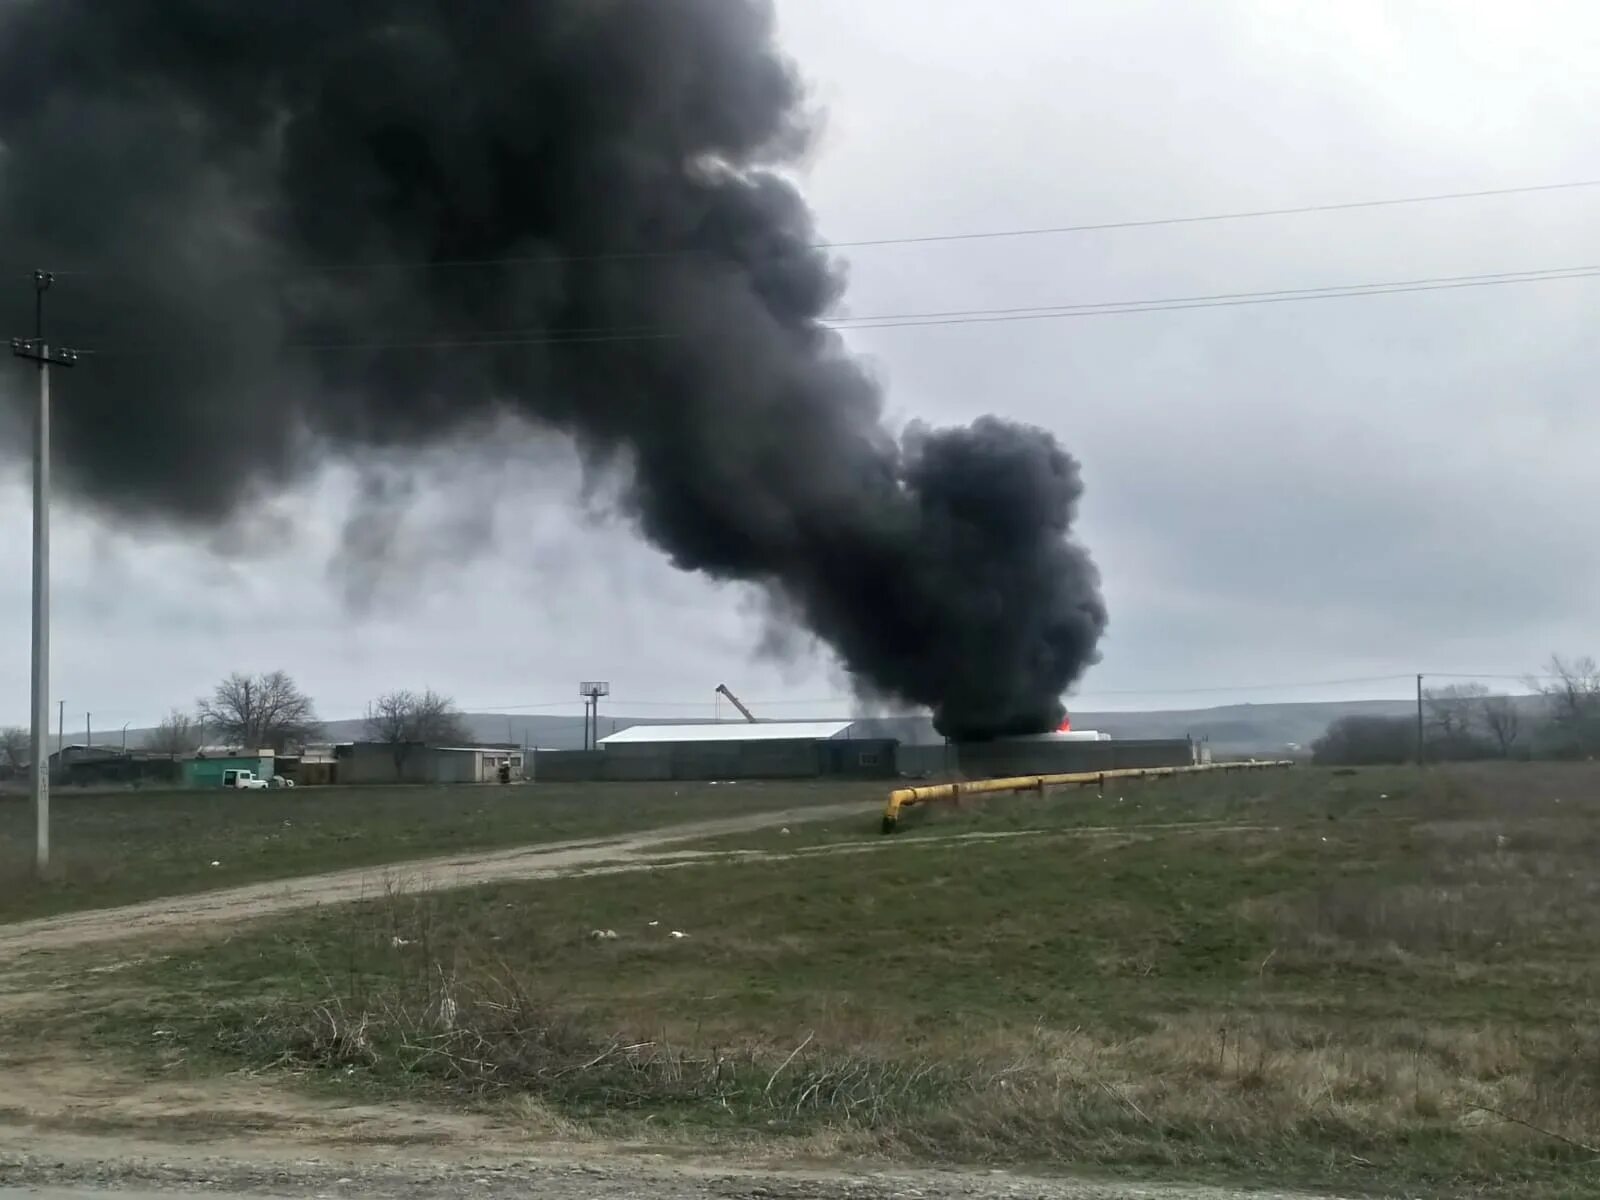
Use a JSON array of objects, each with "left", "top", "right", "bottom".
[
  {"left": 997, "top": 714, "right": 1112, "bottom": 742},
  {"left": 0, "top": 0, "right": 1107, "bottom": 740}
]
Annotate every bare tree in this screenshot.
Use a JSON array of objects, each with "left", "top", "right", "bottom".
[
  {"left": 0, "top": 726, "right": 29, "bottom": 777},
  {"left": 365, "top": 688, "right": 469, "bottom": 778},
  {"left": 1533, "top": 654, "right": 1600, "bottom": 756},
  {"left": 1422, "top": 682, "right": 1503, "bottom": 760},
  {"left": 199, "top": 671, "right": 320, "bottom": 752},
  {"left": 410, "top": 688, "right": 470, "bottom": 747},
  {"left": 1425, "top": 682, "right": 1487, "bottom": 742},
  {"left": 1479, "top": 694, "right": 1522, "bottom": 758},
  {"left": 147, "top": 708, "right": 201, "bottom": 757},
  {"left": 364, "top": 690, "right": 412, "bottom": 754}
]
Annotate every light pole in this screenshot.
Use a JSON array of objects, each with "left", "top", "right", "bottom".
[
  {"left": 578, "top": 682, "right": 610, "bottom": 751},
  {"left": 11, "top": 270, "right": 79, "bottom": 874}
]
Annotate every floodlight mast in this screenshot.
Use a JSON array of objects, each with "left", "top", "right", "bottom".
[{"left": 578, "top": 681, "right": 611, "bottom": 750}]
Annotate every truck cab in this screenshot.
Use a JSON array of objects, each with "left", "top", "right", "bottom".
[{"left": 222, "top": 768, "right": 268, "bottom": 790}]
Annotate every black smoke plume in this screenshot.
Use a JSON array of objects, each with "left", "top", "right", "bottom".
[{"left": 0, "top": 0, "right": 1106, "bottom": 739}]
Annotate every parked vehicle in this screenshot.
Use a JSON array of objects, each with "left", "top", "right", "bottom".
[{"left": 222, "top": 769, "right": 269, "bottom": 790}]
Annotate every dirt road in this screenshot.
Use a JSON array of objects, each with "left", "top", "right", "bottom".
[
  {"left": 0, "top": 1043, "right": 1345, "bottom": 1200},
  {"left": 0, "top": 1148, "right": 1347, "bottom": 1200},
  {"left": 0, "top": 805, "right": 1347, "bottom": 1199},
  {"left": 0, "top": 808, "right": 1282, "bottom": 968},
  {"left": 0, "top": 800, "right": 874, "bottom": 964}
]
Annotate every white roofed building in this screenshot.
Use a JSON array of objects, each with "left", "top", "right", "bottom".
[
  {"left": 534, "top": 719, "right": 897, "bottom": 783},
  {"left": 597, "top": 721, "right": 855, "bottom": 746}
]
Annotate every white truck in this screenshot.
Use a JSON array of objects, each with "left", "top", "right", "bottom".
[{"left": 222, "top": 768, "right": 269, "bottom": 790}]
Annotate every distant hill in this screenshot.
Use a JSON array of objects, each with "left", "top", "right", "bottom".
[
  {"left": 123, "top": 696, "right": 1544, "bottom": 758},
  {"left": 1071, "top": 700, "right": 1421, "bottom": 755},
  {"left": 332, "top": 698, "right": 1538, "bottom": 757}
]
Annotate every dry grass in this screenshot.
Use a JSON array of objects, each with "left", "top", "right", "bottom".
[
  {"left": 206, "top": 928, "right": 1600, "bottom": 1184},
  {"left": 1271, "top": 806, "right": 1600, "bottom": 963},
  {"left": 74, "top": 764, "right": 1600, "bottom": 1194}
]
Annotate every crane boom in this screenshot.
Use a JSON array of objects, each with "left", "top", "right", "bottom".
[{"left": 715, "top": 683, "right": 758, "bottom": 723}]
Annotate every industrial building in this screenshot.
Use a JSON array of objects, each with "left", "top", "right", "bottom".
[
  {"left": 47, "top": 744, "right": 181, "bottom": 788},
  {"left": 535, "top": 717, "right": 1199, "bottom": 784},
  {"left": 535, "top": 720, "right": 898, "bottom": 782}
]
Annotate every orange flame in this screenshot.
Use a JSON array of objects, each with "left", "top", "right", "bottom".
[{"left": 1058, "top": 715, "right": 1071, "bottom": 732}]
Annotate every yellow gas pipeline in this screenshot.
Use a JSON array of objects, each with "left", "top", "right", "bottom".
[{"left": 880, "top": 760, "right": 1294, "bottom": 833}]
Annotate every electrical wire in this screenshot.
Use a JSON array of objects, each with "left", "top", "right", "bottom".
[
  {"left": 76, "top": 260, "right": 1600, "bottom": 356},
  {"left": 1064, "top": 675, "right": 1417, "bottom": 697},
  {"left": 818, "top": 178, "right": 1600, "bottom": 252},
  {"left": 833, "top": 263, "right": 1600, "bottom": 324},
  {"left": 29, "top": 176, "right": 1600, "bottom": 282}
]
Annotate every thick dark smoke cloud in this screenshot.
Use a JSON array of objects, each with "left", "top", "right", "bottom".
[{"left": 0, "top": 0, "right": 1107, "bottom": 739}]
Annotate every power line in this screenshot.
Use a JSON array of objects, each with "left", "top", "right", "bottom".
[
  {"left": 30, "top": 176, "right": 1600, "bottom": 282},
  {"left": 1065, "top": 675, "right": 1417, "bottom": 697},
  {"left": 832, "top": 263, "right": 1600, "bottom": 333},
  {"left": 77, "top": 259, "right": 1600, "bottom": 356},
  {"left": 820, "top": 177, "right": 1600, "bottom": 252},
  {"left": 832, "top": 263, "right": 1600, "bottom": 325},
  {"left": 1422, "top": 671, "right": 1560, "bottom": 683}
]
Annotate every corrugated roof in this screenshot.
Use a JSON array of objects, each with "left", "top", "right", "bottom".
[{"left": 598, "top": 721, "right": 854, "bottom": 745}]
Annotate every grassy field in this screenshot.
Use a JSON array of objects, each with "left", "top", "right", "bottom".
[
  {"left": 57, "top": 762, "right": 1600, "bottom": 1196},
  {"left": 0, "top": 779, "right": 881, "bottom": 923},
  {"left": 684, "top": 761, "right": 1339, "bottom": 851}
]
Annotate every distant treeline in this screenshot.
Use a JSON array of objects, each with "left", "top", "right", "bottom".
[{"left": 1313, "top": 655, "right": 1600, "bottom": 765}]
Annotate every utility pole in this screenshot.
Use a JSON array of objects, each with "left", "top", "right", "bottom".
[
  {"left": 56, "top": 699, "right": 63, "bottom": 759},
  {"left": 1415, "top": 673, "right": 1425, "bottom": 766},
  {"left": 12, "top": 270, "right": 80, "bottom": 874},
  {"left": 86, "top": 712, "right": 91, "bottom": 750}
]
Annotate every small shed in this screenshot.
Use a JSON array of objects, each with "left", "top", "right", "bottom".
[
  {"left": 332, "top": 742, "right": 524, "bottom": 785},
  {"left": 429, "top": 746, "right": 525, "bottom": 783}
]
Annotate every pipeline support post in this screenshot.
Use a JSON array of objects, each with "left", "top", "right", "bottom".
[{"left": 879, "top": 760, "right": 1296, "bottom": 833}]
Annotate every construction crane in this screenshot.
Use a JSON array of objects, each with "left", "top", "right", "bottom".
[{"left": 715, "top": 683, "right": 758, "bottom": 723}]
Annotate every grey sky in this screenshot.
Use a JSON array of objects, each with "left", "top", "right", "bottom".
[{"left": 3, "top": 0, "right": 1597, "bottom": 728}]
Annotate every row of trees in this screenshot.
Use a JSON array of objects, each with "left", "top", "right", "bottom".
[
  {"left": 1313, "top": 654, "right": 1600, "bottom": 765},
  {"left": 1, "top": 672, "right": 469, "bottom": 775}
]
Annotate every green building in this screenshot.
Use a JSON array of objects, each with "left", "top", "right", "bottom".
[{"left": 183, "top": 752, "right": 276, "bottom": 788}]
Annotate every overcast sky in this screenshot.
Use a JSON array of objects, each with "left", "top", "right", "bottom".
[{"left": 3, "top": 0, "right": 1598, "bottom": 729}]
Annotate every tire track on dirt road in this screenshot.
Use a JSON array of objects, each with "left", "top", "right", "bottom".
[
  {"left": 0, "top": 800, "right": 877, "bottom": 963},
  {"left": 0, "top": 804, "right": 1320, "bottom": 966}
]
